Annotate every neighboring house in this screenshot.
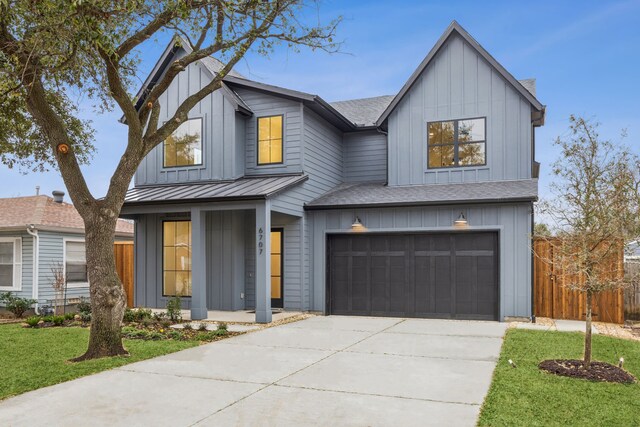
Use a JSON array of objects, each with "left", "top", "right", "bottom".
[
  {"left": 0, "top": 191, "right": 133, "bottom": 311},
  {"left": 121, "top": 21, "right": 544, "bottom": 323}
]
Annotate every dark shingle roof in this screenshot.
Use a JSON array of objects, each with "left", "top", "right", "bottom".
[
  {"left": 124, "top": 175, "right": 308, "bottom": 205},
  {"left": 518, "top": 79, "right": 536, "bottom": 97},
  {"left": 306, "top": 180, "right": 538, "bottom": 209},
  {"left": 330, "top": 95, "right": 395, "bottom": 127}
]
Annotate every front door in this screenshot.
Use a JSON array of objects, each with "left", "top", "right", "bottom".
[{"left": 270, "top": 229, "right": 284, "bottom": 308}]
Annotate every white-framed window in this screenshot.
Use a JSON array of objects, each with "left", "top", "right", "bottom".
[
  {"left": 0, "top": 237, "right": 22, "bottom": 291},
  {"left": 64, "top": 239, "right": 88, "bottom": 288}
]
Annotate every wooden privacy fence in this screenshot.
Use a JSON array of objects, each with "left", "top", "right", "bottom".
[
  {"left": 534, "top": 238, "right": 624, "bottom": 324},
  {"left": 625, "top": 260, "right": 640, "bottom": 319},
  {"left": 114, "top": 241, "right": 134, "bottom": 307}
]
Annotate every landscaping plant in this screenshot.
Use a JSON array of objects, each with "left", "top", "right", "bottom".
[
  {"left": 0, "top": 0, "right": 341, "bottom": 361},
  {"left": 166, "top": 296, "right": 182, "bottom": 323},
  {"left": 538, "top": 115, "right": 640, "bottom": 377},
  {"left": 0, "top": 293, "right": 36, "bottom": 318}
]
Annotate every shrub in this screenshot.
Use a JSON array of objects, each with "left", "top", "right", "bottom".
[
  {"left": 160, "top": 319, "right": 172, "bottom": 328},
  {"left": 79, "top": 312, "right": 91, "bottom": 323},
  {"left": 121, "top": 326, "right": 149, "bottom": 340},
  {"left": 147, "top": 331, "right": 164, "bottom": 340},
  {"left": 52, "top": 315, "right": 65, "bottom": 326},
  {"left": 167, "top": 330, "right": 182, "bottom": 340},
  {"left": 166, "top": 296, "right": 182, "bottom": 322},
  {"left": 123, "top": 308, "right": 153, "bottom": 323},
  {"left": 64, "top": 312, "right": 75, "bottom": 320},
  {"left": 42, "top": 315, "right": 54, "bottom": 323},
  {"left": 198, "top": 322, "right": 208, "bottom": 331},
  {"left": 153, "top": 311, "right": 168, "bottom": 321},
  {"left": 217, "top": 322, "right": 228, "bottom": 332},
  {"left": 76, "top": 298, "right": 91, "bottom": 316},
  {"left": 182, "top": 323, "right": 193, "bottom": 330},
  {"left": 25, "top": 316, "right": 41, "bottom": 328},
  {"left": 0, "top": 292, "right": 37, "bottom": 318}
]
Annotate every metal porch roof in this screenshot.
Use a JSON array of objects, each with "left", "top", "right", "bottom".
[{"left": 124, "top": 174, "right": 307, "bottom": 205}]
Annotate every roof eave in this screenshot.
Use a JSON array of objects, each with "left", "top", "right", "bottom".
[{"left": 305, "top": 196, "right": 538, "bottom": 211}]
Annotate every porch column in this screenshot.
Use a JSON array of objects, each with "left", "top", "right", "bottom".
[
  {"left": 190, "top": 207, "right": 207, "bottom": 320},
  {"left": 255, "top": 200, "right": 272, "bottom": 323}
]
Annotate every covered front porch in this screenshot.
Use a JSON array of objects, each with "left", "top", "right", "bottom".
[{"left": 122, "top": 198, "right": 305, "bottom": 324}]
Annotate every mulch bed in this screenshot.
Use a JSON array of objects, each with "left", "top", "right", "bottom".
[{"left": 539, "top": 359, "right": 636, "bottom": 384}]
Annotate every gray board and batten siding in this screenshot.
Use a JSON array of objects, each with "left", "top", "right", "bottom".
[
  {"left": 135, "top": 55, "right": 248, "bottom": 186},
  {"left": 386, "top": 32, "right": 534, "bottom": 186},
  {"left": 308, "top": 203, "right": 533, "bottom": 321},
  {"left": 133, "top": 209, "right": 307, "bottom": 312}
]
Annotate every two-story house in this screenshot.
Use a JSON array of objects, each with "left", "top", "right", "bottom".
[{"left": 121, "top": 21, "right": 544, "bottom": 323}]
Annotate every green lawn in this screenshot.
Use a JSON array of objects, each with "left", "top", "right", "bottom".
[
  {"left": 0, "top": 323, "right": 198, "bottom": 400},
  {"left": 479, "top": 329, "right": 640, "bottom": 426}
]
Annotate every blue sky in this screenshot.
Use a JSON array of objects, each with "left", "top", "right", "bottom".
[{"left": 1, "top": 0, "right": 639, "bottom": 202}]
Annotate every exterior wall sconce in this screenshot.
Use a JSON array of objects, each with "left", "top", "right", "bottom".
[
  {"left": 454, "top": 212, "right": 468, "bottom": 228},
  {"left": 351, "top": 216, "right": 366, "bottom": 232}
]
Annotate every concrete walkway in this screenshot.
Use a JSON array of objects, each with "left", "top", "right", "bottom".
[{"left": 0, "top": 316, "right": 507, "bottom": 426}]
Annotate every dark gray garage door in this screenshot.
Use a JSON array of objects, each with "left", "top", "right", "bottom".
[{"left": 328, "top": 232, "right": 498, "bottom": 320}]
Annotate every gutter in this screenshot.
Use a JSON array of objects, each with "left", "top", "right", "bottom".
[
  {"left": 304, "top": 197, "right": 538, "bottom": 211},
  {"left": 530, "top": 201, "right": 536, "bottom": 323},
  {"left": 25, "top": 225, "right": 39, "bottom": 313}
]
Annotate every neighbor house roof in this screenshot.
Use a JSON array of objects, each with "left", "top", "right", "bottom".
[
  {"left": 376, "top": 21, "right": 545, "bottom": 127},
  {"left": 305, "top": 180, "right": 538, "bottom": 210},
  {"left": 123, "top": 174, "right": 308, "bottom": 205},
  {"left": 330, "top": 95, "right": 395, "bottom": 127},
  {"left": 0, "top": 196, "right": 134, "bottom": 236}
]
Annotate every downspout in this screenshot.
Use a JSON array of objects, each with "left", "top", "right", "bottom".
[
  {"left": 376, "top": 126, "right": 389, "bottom": 186},
  {"left": 530, "top": 202, "right": 535, "bottom": 323},
  {"left": 26, "top": 225, "right": 39, "bottom": 313}
]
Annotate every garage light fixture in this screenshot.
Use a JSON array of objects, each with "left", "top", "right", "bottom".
[
  {"left": 454, "top": 212, "right": 468, "bottom": 228},
  {"left": 351, "top": 216, "right": 366, "bottom": 232}
]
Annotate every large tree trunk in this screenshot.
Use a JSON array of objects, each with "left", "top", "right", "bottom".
[
  {"left": 584, "top": 290, "right": 593, "bottom": 370},
  {"left": 71, "top": 214, "right": 127, "bottom": 361}
]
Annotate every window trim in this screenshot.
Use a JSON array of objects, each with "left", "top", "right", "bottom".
[
  {"left": 63, "top": 237, "right": 89, "bottom": 289},
  {"left": 0, "top": 237, "right": 22, "bottom": 292},
  {"left": 162, "top": 117, "right": 204, "bottom": 169},
  {"left": 427, "top": 117, "right": 487, "bottom": 169},
  {"left": 256, "top": 114, "right": 285, "bottom": 166},
  {"left": 161, "top": 219, "right": 193, "bottom": 298}
]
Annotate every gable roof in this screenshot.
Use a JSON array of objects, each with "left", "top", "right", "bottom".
[
  {"left": 0, "top": 196, "right": 134, "bottom": 236},
  {"left": 376, "top": 21, "right": 544, "bottom": 127},
  {"left": 223, "top": 76, "right": 356, "bottom": 131},
  {"left": 330, "top": 95, "right": 395, "bottom": 128},
  {"left": 129, "top": 35, "right": 248, "bottom": 120}
]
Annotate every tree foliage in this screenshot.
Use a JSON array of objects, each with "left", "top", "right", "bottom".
[
  {"left": 538, "top": 115, "right": 640, "bottom": 367},
  {"left": 0, "top": 0, "right": 341, "bottom": 360}
]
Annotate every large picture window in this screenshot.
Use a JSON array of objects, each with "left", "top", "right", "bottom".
[
  {"left": 0, "top": 237, "right": 21, "bottom": 291},
  {"left": 257, "top": 115, "right": 283, "bottom": 165},
  {"left": 163, "top": 118, "right": 203, "bottom": 168},
  {"left": 65, "top": 240, "right": 88, "bottom": 286},
  {"left": 163, "top": 221, "right": 192, "bottom": 297},
  {"left": 427, "top": 118, "right": 486, "bottom": 168}
]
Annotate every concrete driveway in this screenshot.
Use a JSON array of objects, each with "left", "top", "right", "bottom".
[{"left": 0, "top": 316, "right": 506, "bottom": 426}]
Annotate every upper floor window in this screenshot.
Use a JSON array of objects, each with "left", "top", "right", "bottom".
[
  {"left": 65, "top": 240, "right": 88, "bottom": 287},
  {"left": 427, "top": 118, "right": 486, "bottom": 168},
  {"left": 0, "top": 237, "right": 21, "bottom": 291},
  {"left": 257, "top": 115, "right": 283, "bottom": 165},
  {"left": 163, "top": 118, "right": 202, "bottom": 168}
]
